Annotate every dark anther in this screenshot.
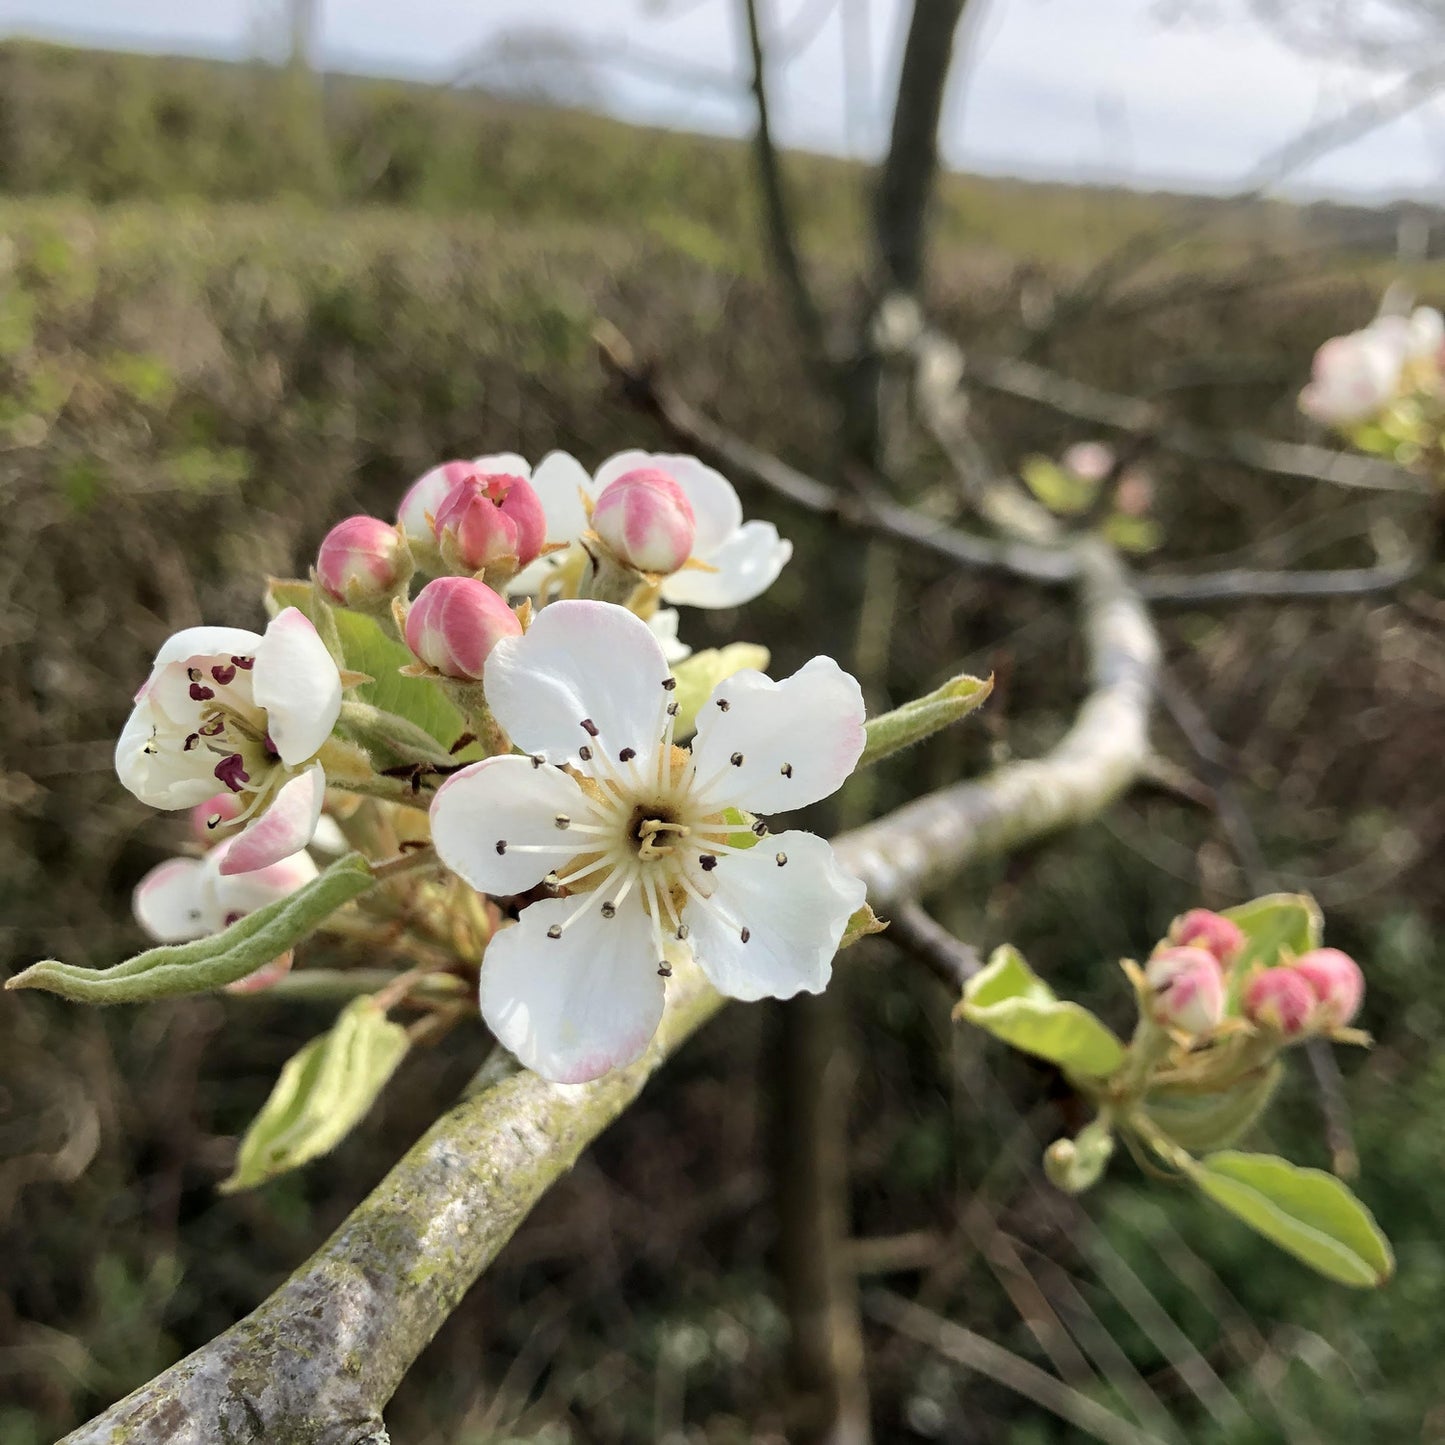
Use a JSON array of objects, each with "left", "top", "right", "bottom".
[
  {"left": 531, "top": 754, "right": 545, "bottom": 768},
  {"left": 449, "top": 731, "right": 478, "bottom": 756},
  {"left": 579, "top": 745, "right": 593, "bottom": 761},
  {"left": 775, "top": 852, "right": 788, "bottom": 867},
  {"left": 546, "top": 924, "right": 563, "bottom": 940},
  {"left": 780, "top": 762, "right": 794, "bottom": 778},
  {"left": 601, "top": 902, "right": 617, "bottom": 918},
  {"left": 700, "top": 855, "right": 718, "bottom": 871},
  {"left": 199, "top": 717, "right": 224, "bottom": 736},
  {"left": 676, "top": 923, "right": 690, "bottom": 939},
  {"left": 619, "top": 747, "right": 636, "bottom": 763},
  {"left": 661, "top": 677, "right": 677, "bottom": 691},
  {"left": 206, "top": 813, "right": 222, "bottom": 830},
  {"left": 187, "top": 667, "right": 202, "bottom": 682},
  {"left": 189, "top": 683, "right": 215, "bottom": 702},
  {"left": 213, "top": 754, "right": 250, "bottom": 793},
  {"left": 740, "top": 927, "right": 751, "bottom": 943},
  {"left": 231, "top": 656, "right": 254, "bottom": 670},
  {"left": 210, "top": 663, "right": 237, "bottom": 687},
  {"left": 554, "top": 814, "right": 570, "bottom": 829},
  {"left": 657, "top": 962, "right": 673, "bottom": 977},
  {"left": 730, "top": 752, "right": 743, "bottom": 766},
  {"left": 751, "top": 820, "right": 768, "bottom": 836},
  {"left": 183, "top": 733, "right": 199, "bottom": 751},
  {"left": 580, "top": 718, "right": 600, "bottom": 737},
  {"left": 716, "top": 698, "right": 731, "bottom": 712},
  {"left": 495, "top": 840, "right": 508, "bottom": 854},
  {"left": 666, "top": 701, "right": 679, "bottom": 717}
]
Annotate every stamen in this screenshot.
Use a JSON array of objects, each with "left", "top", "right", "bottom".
[
  {"left": 495, "top": 840, "right": 507, "bottom": 854},
  {"left": 751, "top": 820, "right": 769, "bottom": 836},
  {"left": 775, "top": 852, "right": 788, "bottom": 866},
  {"left": 716, "top": 698, "right": 731, "bottom": 712},
  {"left": 601, "top": 901, "right": 617, "bottom": 918},
  {"left": 579, "top": 745, "right": 593, "bottom": 762},
  {"left": 730, "top": 752, "right": 744, "bottom": 766},
  {"left": 554, "top": 857, "right": 612, "bottom": 889},
  {"left": 661, "top": 677, "right": 676, "bottom": 691},
  {"left": 699, "top": 854, "right": 718, "bottom": 871},
  {"left": 187, "top": 668, "right": 202, "bottom": 682},
  {"left": 580, "top": 717, "right": 599, "bottom": 737},
  {"left": 780, "top": 763, "right": 794, "bottom": 778},
  {"left": 189, "top": 683, "right": 215, "bottom": 702},
  {"left": 210, "top": 663, "right": 237, "bottom": 686},
  {"left": 546, "top": 924, "right": 562, "bottom": 939},
  {"left": 618, "top": 747, "right": 636, "bottom": 763},
  {"left": 183, "top": 733, "right": 200, "bottom": 751},
  {"left": 214, "top": 754, "right": 250, "bottom": 793},
  {"left": 231, "top": 656, "right": 254, "bottom": 670},
  {"left": 554, "top": 814, "right": 570, "bottom": 829},
  {"left": 741, "top": 927, "right": 751, "bottom": 943}
]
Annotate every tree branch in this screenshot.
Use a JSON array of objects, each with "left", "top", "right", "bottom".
[{"left": 64, "top": 531, "right": 1158, "bottom": 1444}]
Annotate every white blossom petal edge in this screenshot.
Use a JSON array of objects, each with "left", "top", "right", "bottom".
[
  {"left": 430, "top": 600, "right": 867, "bottom": 1082},
  {"left": 115, "top": 608, "right": 342, "bottom": 874}
]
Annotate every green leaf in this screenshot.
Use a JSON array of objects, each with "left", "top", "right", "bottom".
[
  {"left": 839, "top": 903, "right": 887, "bottom": 950},
  {"left": 7, "top": 854, "right": 375, "bottom": 1004},
  {"left": 220, "top": 997, "right": 410, "bottom": 1192},
  {"left": 1020, "top": 455, "right": 1096, "bottom": 515},
  {"left": 1102, "top": 513, "right": 1163, "bottom": 555},
  {"left": 670, "top": 644, "right": 770, "bottom": 737},
  {"left": 1189, "top": 1151, "right": 1394, "bottom": 1288},
  {"left": 956, "top": 945, "right": 1127, "bottom": 1079},
  {"left": 1142, "top": 1063, "right": 1282, "bottom": 1153},
  {"left": 860, "top": 672, "right": 993, "bottom": 768},
  {"left": 1221, "top": 893, "right": 1323, "bottom": 974},
  {"left": 267, "top": 576, "right": 468, "bottom": 750}
]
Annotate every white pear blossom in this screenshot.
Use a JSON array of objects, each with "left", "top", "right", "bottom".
[
  {"left": 508, "top": 450, "right": 793, "bottom": 609},
  {"left": 429, "top": 600, "right": 867, "bottom": 1083},
  {"left": 115, "top": 608, "right": 342, "bottom": 876},
  {"left": 132, "top": 837, "right": 319, "bottom": 943},
  {"left": 1299, "top": 329, "right": 1404, "bottom": 428}
]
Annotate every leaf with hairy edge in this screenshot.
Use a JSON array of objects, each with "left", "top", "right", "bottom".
[
  {"left": 955, "top": 945, "right": 1127, "bottom": 1079},
  {"left": 7, "top": 854, "right": 375, "bottom": 1003},
  {"left": 267, "top": 577, "right": 470, "bottom": 751},
  {"left": 670, "top": 644, "right": 770, "bottom": 737},
  {"left": 220, "top": 997, "right": 410, "bottom": 1192},
  {"left": 860, "top": 673, "right": 993, "bottom": 768},
  {"left": 1142, "top": 1063, "right": 1282, "bottom": 1153},
  {"left": 1189, "top": 1151, "right": 1394, "bottom": 1288},
  {"left": 839, "top": 903, "right": 887, "bottom": 950}
]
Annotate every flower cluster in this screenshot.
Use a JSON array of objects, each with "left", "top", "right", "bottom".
[
  {"left": 1299, "top": 304, "right": 1445, "bottom": 479},
  {"left": 109, "top": 443, "right": 866, "bottom": 1083}
]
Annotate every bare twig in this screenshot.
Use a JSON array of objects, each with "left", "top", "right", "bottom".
[
  {"left": 887, "top": 899, "right": 981, "bottom": 989},
  {"left": 864, "top": 1289, "right": 1168, "bottom": 1445}
]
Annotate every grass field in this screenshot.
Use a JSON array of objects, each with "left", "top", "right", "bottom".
[{"left": 2, "top": 37, "right": 1444, "bottom": 1445}]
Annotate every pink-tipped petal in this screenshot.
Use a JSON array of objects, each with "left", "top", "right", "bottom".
[
  {"left": 661, "top": 519, "right": 792, "bottom": 608},
  {"left": 218, "top": 763, "right": 326, "bottom": 875},
  {"left": 252, "top": 608, "right": 343, "bottom": 766},
  {"left": 1292, "top": 948, "right": 1364, "bottom": 1029},
  {"left": 132, "top": 857, "right": 209, "bottom": 943},
  {"left": 224, "top": 952, "right": 295, "bottom": 995}
]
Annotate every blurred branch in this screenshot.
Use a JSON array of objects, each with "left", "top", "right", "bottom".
[
  {"left": 64, "top": 516, "right": 1160, "bottom": 1444},
  {"left": 968, "top": 353, "right": 1428, "bottom": 494},
  {"left": 873, "top": 0, "right": 969, "bottom": 292},
  {"left": 864, "top": 1289, "right": 1167, "bottom": 1445},
  {"left": 741, "top": 0, "right": 833, "bottom": 372},
  {"left": 1138, "top": 541, "right": 1422, "bottom": 604},
  {"left": 887, "top": 899, "right": 982, "bottom": 988}
]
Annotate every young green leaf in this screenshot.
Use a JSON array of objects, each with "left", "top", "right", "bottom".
[
  {"left": 1221, "top": 893, "right": 1323, "bottom": 972},
  {"left": 839, "top": 903, "right": 887, "bottom": 950},
  {"left": 956, "top": 945, "right": 1127, "bottom": 1079},
  {"left": 1141, "top": 1063, "right": 1282, "bottom": 1153},
  {"left": 220, "top": 996, "right": 410, "bottom": 1192},
  {"left": 7, "top": 854, "right": 375, "bottom": 1004},
  {"left": 1189, "top": 1150, "right": 1394, "bottom": 1288},
  {"left": 670, "top": 644, "right": 770, "bottom": 737},
  {"left": 860, "top": 672, "right": 993, "bottom": 768}
]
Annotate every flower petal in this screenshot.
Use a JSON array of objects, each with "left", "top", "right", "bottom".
[
  {"left": 524, "top": 450, "right": 594, "bottom": 541},
  {"left": 472, "top": 451, "right": 533, "bottom": 479},
  {"left": 661, "top": 520, "right": 793, "bottom": 608},
  {"left": 132, "top": 857, "right": 210, "bottom": 942},
  {"left": 484, "top": 599, "right": 671, "bottom": 764},
  {"left": 596, "top": 452, "right": 741, "bottom": 558},
  {"left": 207, "top": 838, "right": 319, "bottom": 919},
  {"left": 115, "top": 700, "right": 219, "bottom": 809},
  {"left": 689, "top": 656, "right": 865, "bottom": 814},
  {"left": 431, "top": 755, "right": 593, "bottom": 896},
  {"left": 252, "top": 608, "right": 343, "bottom": 766},
  {"left": 147, "top": 625, "right": 264, "bottom": 682},
  {"left": 218, "top": 763, "right": 326, "bottom": 875},
  {"left": 687, "top": 830, "right": 865, "bottom": 1001},
  {"left": 480, "top": 894, "right": 666, "bottom": 1083},
  {"left": 649, "top": 607, "right": 691, "bottom": 663}
]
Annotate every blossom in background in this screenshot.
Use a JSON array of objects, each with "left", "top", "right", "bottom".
[
  {"left": 115, "top": 609, "right": 342, "bottom": 876},
  {"left": 1299, "top": 306, "right": 1445, "bottom": 428},
  {"left": 429, "top": 600, "right": 866, "bottom": 1082},
  {"left": 509, "top": 449, "right": 793, "bottom": 609}
]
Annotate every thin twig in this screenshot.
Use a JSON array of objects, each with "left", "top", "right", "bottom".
[{"left": 887, "top": 899, "right": 981, "bottom": 989}]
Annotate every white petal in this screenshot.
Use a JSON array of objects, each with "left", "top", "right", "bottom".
[
  {"left": 592, "top": 448, "right": 657, "bottom": 492},
  {"left": 114, "top": 699, "right": 219, "bottom": 810},
  {"left": 430, "top": 755, "right": 593, "bottom": 895},
  {"left": 649, "top": 607, "right": 692, "bottom": 663},
  {"left": 661, "top": 520, "right": 793, "bottom": 608},
  {"left": 689, "top": 656, "right": 865, "bottom": 814},
  {"left": 206, "top": 839, "right": 318, "bottom": 921},
  {"left": 688, "top": 831, "right": 864, "bottom": 1001},
  {"left": 398, "top": 464, "right": 457, "bottom": 546},
  {"left": 252, "top": 608, "right": 342, "bottom": 766},
  {"left": 480, "top": 895, "right": 666, "bottom": 1083},
  {"left": 218, "top": 763, "right": 326, "bottom": 875},
  {"left": 132, "top": 857, "right": 210, "bottom": 942},
  {"left": 656, "top": 455, "right": 743, "bottom": 557},
  {"left": 484, "top": 599, "right": 671, "bottom": 764},
  {"left": 148, "top": 625, "right": 264, "bottom": 680},
  {"left": 308, "top": 813, "right": 349, "bottom": 856},
  {"left": 472, "top": 451, "right": 533, "bottom": 479},
  {"left": 528, "top": 450, "right": 595, "bottom": 540}
]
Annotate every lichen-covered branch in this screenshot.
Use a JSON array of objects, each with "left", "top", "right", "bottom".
[{"left": 63, "top": 538, "right": 1156, "bottom": 1445}]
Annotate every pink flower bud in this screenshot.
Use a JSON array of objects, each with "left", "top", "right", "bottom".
[
  {"left": 316, "top": 515, "right": 411, "bottom": 606},
  {"left": 1292, "top": 948, "right": 1364, "bottom": 1030},
  {"left": 592, "top": 467, "right": 697, "bottom": 575},
  {"left": 1061, "top": 441, "right": 1114, "bottom": 484},
  {"left": 1167, "top": 909, "right": 1245, "bottom": 967},
  {"left": 433, "top": 468, "right": 547, "bottom": 573},
  {"left": 1243, "top": 967, "right": 1317, "bottom": 1037},
  {"left": 398, "top": 460, "right": 471, "bottom": 554},
  {"left": 1145, "top": 947, "right": 1224, "bottom": 1034},
  {"left": 405, "top": 576, "right": 521, "bottom": 680}
]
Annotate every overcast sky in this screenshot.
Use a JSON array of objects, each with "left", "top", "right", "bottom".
[{"left": 6, "top": 0, "right": 1445, "bottom": 199}]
